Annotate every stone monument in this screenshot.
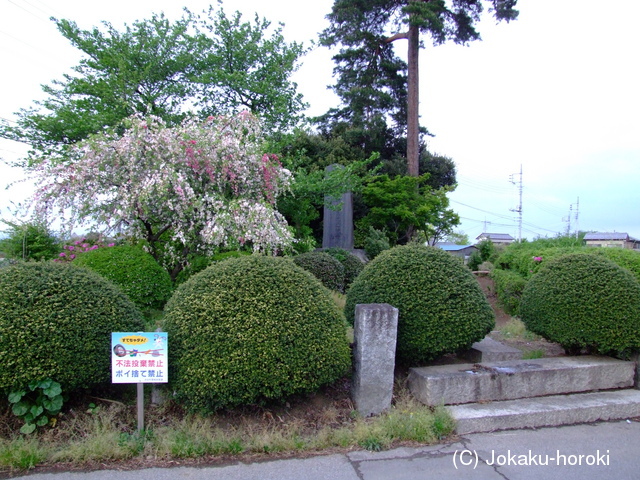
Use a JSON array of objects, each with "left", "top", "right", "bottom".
[{"left": 322, "top": 164, "right": 354, "bottom": 250}]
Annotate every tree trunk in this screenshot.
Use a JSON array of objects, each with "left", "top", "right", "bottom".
[{"left": 407, "top": 22, "right": 420, "bottom": 177}]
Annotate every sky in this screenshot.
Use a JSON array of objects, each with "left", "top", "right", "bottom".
[{"left": 1, "top": 0, "right": 638, "bottom": 242}]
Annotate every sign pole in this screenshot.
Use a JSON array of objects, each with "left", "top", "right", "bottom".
[{"left": 137, "top": 383, "right": 144, "bottom": 432}]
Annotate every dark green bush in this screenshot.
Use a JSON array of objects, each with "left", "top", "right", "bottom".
[
  {"left": 490, "top": 268, "right": 527, "bottom": 315},
  {"left": 0, "top": 262, "right": 143, "bottom": 394},
  {"left": 467, "top": 250, "right": 483, "bottom": 271},
  {"left": 292, "top": 251, "right": 345, "bottom": 292},
  {"left": 174, "top": 251, "right": 251, "bottom": 285},
  {"left": 323, "top": 248, "right": 365, "bottom": 289},
  {"left": 345, "top": 245, "right": 495, "bottom": 365},
  {"left": 520, "top": 253, "right": 640, "bottom": 356},
  {"left": 591, "top": 248, "right": 640, "bottom": 283},
  {"left": 363, "top": 226, "right": 391, "bottom": 260},
  {"left": 163, "top": 255, "right": 351, "bottom": 413},
  {"left": 74, "top": 245, "right": 173, "bottom": 310}
]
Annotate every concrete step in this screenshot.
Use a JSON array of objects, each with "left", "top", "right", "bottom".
[
  {"left": 449, "top": 389, "right": 640, "bottom": 435},
  {"left": 408, "top": 356, "right": 635, "bottom": 406}
]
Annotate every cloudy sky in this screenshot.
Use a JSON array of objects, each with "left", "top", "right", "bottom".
[{"left": 1, "top": 0, "right": 638, "bottom": 241}]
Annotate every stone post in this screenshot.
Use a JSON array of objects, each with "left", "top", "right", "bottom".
[{"left": 352, "top": 303, "right": 399, "bottom": 417}]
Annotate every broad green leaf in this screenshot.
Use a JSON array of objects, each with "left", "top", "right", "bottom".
[
  {"left": 30, "top": 404, "right": 44, "bottom": 418},
  {"left": 8, "top": 390, "right": 25, "bottom": 403},
  {"left": 20, "top": 423, "right": 37, "bottom": 434},
  {"left": 36, "top": 415, "right": 49, "bottom": 427},
  {"left": 43, "top": 395, "right": 63, "bottom": 412},
  {"left": 12, "top": 401, "right": 29, "bottom": 417},
  {"left": 43, "top": 382, "right": 62, "bottom": 398}
]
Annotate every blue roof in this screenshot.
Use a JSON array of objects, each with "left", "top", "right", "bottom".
[{"left": 437, "top": 244, "right": 475, "bottom": 252}]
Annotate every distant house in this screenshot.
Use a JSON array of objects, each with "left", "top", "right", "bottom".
[
  {"left": 475, "top": 233, "right": 515, "bottom": 245},
  {"left": 435, "top": 243, "right": 478, "bottom": 263},
  {"left": 583, "top": 232, "right": 640, "bottom": 250}
]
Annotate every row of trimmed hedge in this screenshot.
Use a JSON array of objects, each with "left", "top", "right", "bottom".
[
  {"left": 0, "top": 244, "right": 496, "bottom": 413},
  {"left": 492, "top": 244, "right": 640, "bottom": 315},
  {"left": 491, "top": 239, "right": 640, "bottom": 357}
]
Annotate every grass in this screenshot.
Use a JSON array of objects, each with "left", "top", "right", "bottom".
[
  {"left": 522, "top": 349, "right": 545, "bottom": 359},
  {"left": 0, "top": 380, "right": 455, "bottom": 475},
  {"left": 498, "top": 318, "right": 541, "bottom": 341}
]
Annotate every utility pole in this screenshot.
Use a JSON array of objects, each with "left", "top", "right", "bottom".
[
  {"left": 509, "top": 165, "right": 523, "bottom": 242},
  {"left": 564, "top": 205, "right": 573, "bottom": 235},
  {"left": 574, "top": 197, "right": 580, "bottom": 239}
]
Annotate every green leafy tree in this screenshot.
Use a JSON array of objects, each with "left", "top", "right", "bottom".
[
  {"left": 359, "top": 173, "right": 459, "bottom": 245},
  {"left": 0, "top": 220, "right": 60, "bottom": 261},
  {"left": 320, "top": 0, "right": 518, "bottom": 176},
  {"left": 0, "top": 7, "right": 306, "bottom": 164},
  {"left": 444, "top": 231, "right": 470, "bottom": 245}
]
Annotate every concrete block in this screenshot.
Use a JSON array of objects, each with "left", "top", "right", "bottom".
[
  {"left": 352, "top": 303, "right": 398, "bottom": 417},
  {"left": 409, "top": 356, "right": 635, "bottom": 406},
  {"left": 458, "top": 336, "right": 523, "bottom": 363},
  {"left": 449, "top": 389, "right": 640, "bottom": 435}
]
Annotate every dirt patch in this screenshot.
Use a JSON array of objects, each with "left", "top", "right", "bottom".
[
  {"left": 475, "top": 273, "right": 512, "bottom": 327},
  {"left": 475, "top": 273, "right": 565, "bottom": 358}
]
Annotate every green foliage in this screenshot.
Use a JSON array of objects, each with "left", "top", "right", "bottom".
[
  {"left": 175, "top": 250, "right": 250, "bottom": 286},
  {"left": 0, "top": 220, "right": 60, "bottom": 261},
  {"left": 345, "top": 245, "right": 494, "bottom": 364},
  {"left": 466, "top": 250, "right": 482, "bottom": 271},
  {"left": 362, "top": 226, "right": 390, "bottom": 260},
  {"left": 591, "top": 248, "right": 640, "bottom": 283},
  {"left": 476, "top": 239, "right": 497, "bottom": 263},
  {"left": 0, "top": 262, "right": 144, "bottom": 394},
  {"left": 318, "top": 0, "right": 517, "bottom": 174},
  {"left": 292, "top": 251, "right": 345, "bottom": 292},
  {"left": 1, "top": 7, "right": 307, "bottom": 162},
  {"left": 520, "top": 253, "right": 640, "bottom": 356},
  {"left": 8, "top": 379, "right": 63, "bottom": 434},
  {"left": 490, "top": 268, "right": 527, "bottom": 315},
  {"left": 163, "top": 255, "right": 351, "bottom": 412},
  {"left": 323, "top": 248, "right": 364, "bottom": 290},
  {"left": 73, "top": 245, "right": 173, "bottom": 310},
  {"left": 443, "top": 231, "right": 470, "bottom": 245},
  {"left": 360, "top": 174, "right": 459, "bottom": 245}
]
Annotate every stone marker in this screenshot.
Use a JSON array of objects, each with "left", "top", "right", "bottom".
[
  {"left": 352, "top": 303, "right": 398, "bottom": 417},
  {"left": 322, "top": 164, "right": 354, "bottom": 250}
]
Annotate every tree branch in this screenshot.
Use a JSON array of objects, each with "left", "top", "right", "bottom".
[{"left": 383, "top": 31, "right": 409, "bottom": 44}]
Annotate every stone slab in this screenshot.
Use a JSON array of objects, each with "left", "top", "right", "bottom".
[
  {"left": 458, "top": 336, "right": 523, "bottom": 363},
  {"left": 449, "top": 389, "right": 640, "bottom": 435},
  {"left": 408, "top": 356, "right": 635, "bottom": 406}
]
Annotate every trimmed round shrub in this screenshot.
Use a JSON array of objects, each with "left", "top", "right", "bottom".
[
  {"left": 345, "top": 245, "right": 495, "bottom": 365},
  {"left": 591, "top": 247, "right": 640, "bottom": 283},
  {"left": 0, "top": 262, "right": 144, "bottom": 394},
  {"left": 163, "top": 255, "right": 351, "bottom": 412},
  {"left": 323, "top": 248, "right": 365, "bottom": 290},
  {"left": 175, "top": 250, "right": 251, "bottom": 286},
  {"left": 74, "top": 245, "right": 173, "bottom": 310},
  {"left": 292, "top": 251, "right": 345, "bottom": 292},
  {"left": 520, "top": 253, "right": 640, "bottom": 356}
]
